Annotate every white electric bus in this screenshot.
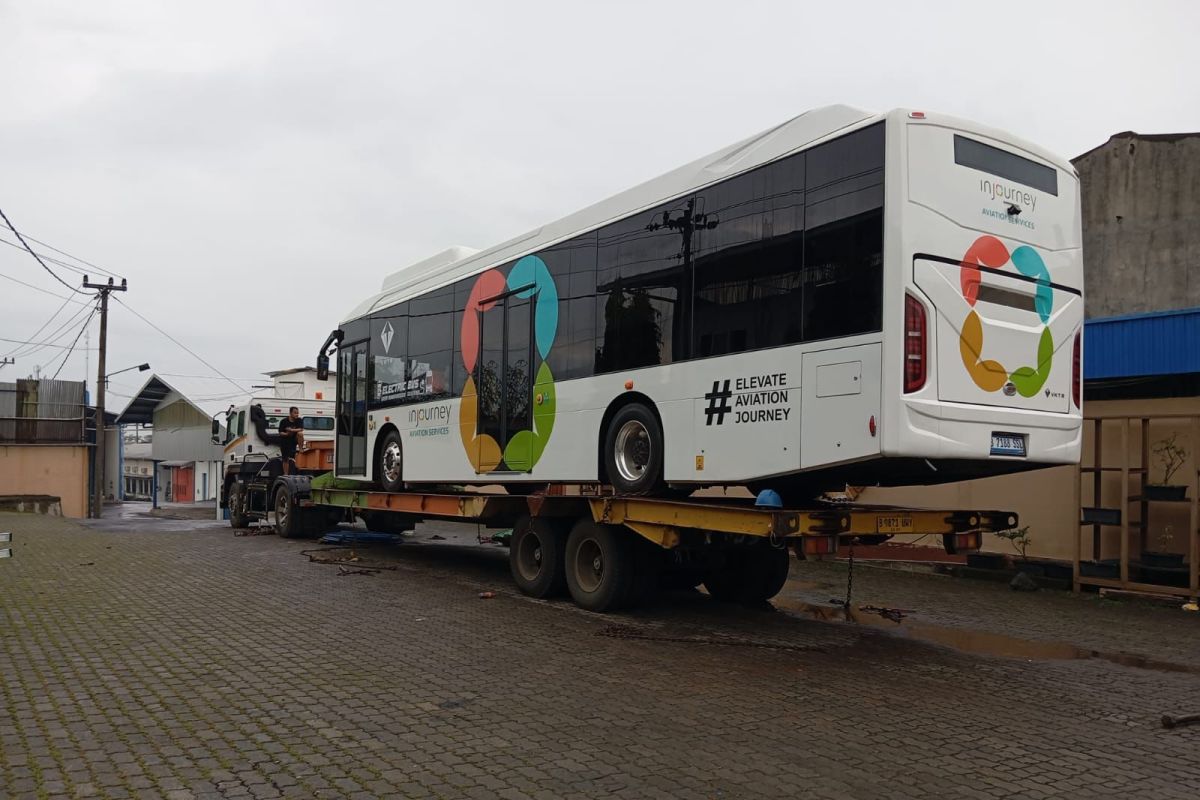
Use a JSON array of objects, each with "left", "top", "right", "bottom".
[{"left": 319, "top": 106, "right": 1083, "bottom": 499}]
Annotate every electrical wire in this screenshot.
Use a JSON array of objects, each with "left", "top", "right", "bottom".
[
  {"left": 158, "top": 372, "right": 264, "bottom": 382},
  {"left": 6, "top": 230, "right": 123, "bottom": 279},
  {"left": 50, "top": 301, "right": 100, "bottom": 379},
  {"left": 0, "top": 333, "right": 99, "bottom": 350},
  {"left": 112, "top": 296, "right": 250, "bottom": 395},
  {"left": 0, "top": 208, "right": 88, "bottom": 294},
  {"left": 3, "top": 292, "right": 75, "bottom": 359},
  {"left": 0, "top": 270, "right": 91, "bottom": 304},
  {"left": 6, "top": 298, "right": 101, "bottom": 360}
]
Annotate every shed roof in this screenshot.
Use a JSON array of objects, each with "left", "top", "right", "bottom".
[
  {"left": 114, "top": 375, "right": 212, "bottom": 425},
  {"left": 1084, "top": 307, "right": 1200, "bottom": 380}
]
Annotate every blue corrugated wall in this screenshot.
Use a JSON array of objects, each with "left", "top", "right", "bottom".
[{"left": 1084, "top": 307, "right": 1200, "bottom": 380}]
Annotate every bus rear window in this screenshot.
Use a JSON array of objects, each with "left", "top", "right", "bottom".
[{"left": 954, "top": 135, "right": 1058, "bottom": 196}]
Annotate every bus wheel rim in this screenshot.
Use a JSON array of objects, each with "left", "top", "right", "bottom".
[
  {"left": 614, "top": 420, "right": 650, "bottom": 484},
  {"left": 382, "top": 441, "right": 402, "bottom": 482},
  {"left": 574, "top": 537, "right": 603, "bottom": 593}
]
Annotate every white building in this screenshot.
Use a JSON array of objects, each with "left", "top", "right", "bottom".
[
  {"left": 262, "top": 367, "right": 336, "bottom": 401},
  {"left": 115, "top": 376, "right": 224, "bottom": 506}
]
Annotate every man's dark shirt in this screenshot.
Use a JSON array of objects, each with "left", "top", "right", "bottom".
[{"left": 278, "top": 417, "right": 302, "bottom": 456}]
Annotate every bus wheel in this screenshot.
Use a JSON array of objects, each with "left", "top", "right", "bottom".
[
  {"left": 604, "top": 403, "right": 664, "bottom": 495},
  {"left": 703, "top": 546, "right": 792, "bottom": 603},
  {"left": 228, "top": 482, "right": 250, "bottom": 529},
  {"left": 564, "top": 519, "right": 636, "bottom": 612},
  {"left": 377, "top": 430, "right": 404, "bottom": 493},
  {"left": 509, "top": 515, "right": 568, "bottom": 598}
]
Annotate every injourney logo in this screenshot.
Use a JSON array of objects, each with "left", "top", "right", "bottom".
[{"left": 980, "top": 178, "right": 1037, "bottom": 211}]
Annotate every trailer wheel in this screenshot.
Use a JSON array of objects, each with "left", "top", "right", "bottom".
[
  {"left": 509, "top": 515, "right": 568, "bottom": 598},
  {"left": 377, "top": 429, "right": 405, "bottom": 493},
  {"left": 228, "top": 482, "right": 250, "bottom": 529},
  {"left": 564, "top": 519, "right": 636, "bottom": 612},
  {"left": 603, "top": 403, "right": 664, "bottom": 496},
  {"left": 703, "top": 546, "right": 792, "bottom": 604},
  {"left": 274, "top": 487, "right": 309, "bottom": 539}
]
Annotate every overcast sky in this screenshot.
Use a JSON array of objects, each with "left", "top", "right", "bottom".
[{"left": 1, "top": 0, "right": 1197, "bottom": 414}]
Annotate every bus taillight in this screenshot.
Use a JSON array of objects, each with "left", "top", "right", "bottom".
[
  {"left": 904, "top": 294, "right": 927, "bottom": 393},
  {"left": 1072, "top": 330, "right": 1081, "bottom": 408}
]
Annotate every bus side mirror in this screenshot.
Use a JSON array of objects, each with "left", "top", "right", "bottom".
[
  {"left": 316, "top": 353, "right": 330, "bottom": 382},
  {"left": 211, "top": 417, "right": 221, "bottom": 445}
]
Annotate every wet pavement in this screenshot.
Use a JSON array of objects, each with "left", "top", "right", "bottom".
[{"left": 2, "top": 510, "right": 1200, "bottom": 799}]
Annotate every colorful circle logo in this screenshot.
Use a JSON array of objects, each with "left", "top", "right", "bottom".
[
  {"left": 459, "top": 255, "right": 559, "bottom": 472},
  {"left": 958, "top": 235, "right": 1054, "bottom": 397}
]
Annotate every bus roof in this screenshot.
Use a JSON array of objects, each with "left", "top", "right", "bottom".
[{"left": 347, "top": 104, "right": 881, "bottom": 322}]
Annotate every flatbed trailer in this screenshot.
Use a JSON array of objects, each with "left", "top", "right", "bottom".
[{"left": 248, "top": 471, "right": 1017, "bottom": 612}]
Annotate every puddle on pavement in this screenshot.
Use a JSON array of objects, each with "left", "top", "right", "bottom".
[{"left": 777, "top": 599, "right": 1200, "bottom": 676}]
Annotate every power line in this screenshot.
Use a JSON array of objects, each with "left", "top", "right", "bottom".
[
  {"left": 158, "top": 371, "right": 265, "bottom": 381},
  {"left": 0, "top": 207, "right": 88, "bottom": 294},
  {"left": 0, "top": 333, "right": 99, "bottom": 350},
  {"left": 113, "top": 296, "right": 250, "bottom": 395},
  {"left": 0, "top": 236, "right": 98, "bottom": 276},
  {"left": 0, "top": 269, "right": 92, "bottom": 304},
  {"left": 50, "top": 301, "right": 100, "bottom": 379},
  {"left": 6, "top": 298, "right": 101, "bottom": 360},
  {"left": 7, "top": 230, "right": 122, "bottom": 279},
  {"left": 3, "top": 291, "right": 76, "bottom": 359}
]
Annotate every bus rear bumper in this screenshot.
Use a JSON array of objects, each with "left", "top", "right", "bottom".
[{"left": 889, "top": 398, "right": 1082, "bottom": 464}]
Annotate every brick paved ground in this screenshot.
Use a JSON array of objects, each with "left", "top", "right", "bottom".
[{"left": 2, "top": 510, "right": 1200, "bottom": 799}]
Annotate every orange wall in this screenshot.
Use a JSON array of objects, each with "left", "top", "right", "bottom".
[
  {"left": 858, "top": 466, "right": 1078, "bottom": 561},
  {"left": 0, "top": 445, "right": 90, "bottom": 518}
]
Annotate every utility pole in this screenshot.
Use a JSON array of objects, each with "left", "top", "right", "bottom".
[
  {"left": 84, "top": 275, "right": 127, "bottom": 519},
  {"left": 0, "top": 357, "right": 12, "bottom": 370}
]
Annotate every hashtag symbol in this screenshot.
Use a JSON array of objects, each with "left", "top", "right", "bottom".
[{"left": 704, "top": 380, "right": 733, "bottom": 426}]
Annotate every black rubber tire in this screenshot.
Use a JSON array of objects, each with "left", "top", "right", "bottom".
[
  {"left": 603, "top": 403, "right": 664, "bottom": 496},
  {"left": 509, "top": 515, "right": 568, "bottom": 598},
  {"left": 660, "top": 568, "right": 705, "bottom": 591},
  {"left": 740, "top": 545, "right": 792, "bottom": 602},
  {"left": 564, "top": 519, "right": 636, "bottom": 612},
  {"left": 228, "top": 482, "right": 250, "bottom": 529},
  {"left": 703, "top": 546, "right": 792, "bottom": 603},
  {"left": 702, "top": 551, "right": 747, "bottom": 602},
  {"left": 274, "top": 487, "right": 308, "bottom": 539},
  {"left": 376, "top": 429, "right": 405, "bottom": 493}
]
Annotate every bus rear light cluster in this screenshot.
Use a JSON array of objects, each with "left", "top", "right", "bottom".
[
  {"left": 904, "top": 294, "right": 927, "bottom": 393},
  {"left": 1072, "top": 330, "right": 1081, "bottom": 408}
]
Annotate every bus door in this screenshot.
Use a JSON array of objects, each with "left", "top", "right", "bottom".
[
  {"left": 336, "top": 340, "right": 369, "bottom": 475},
  {"left": 476, "top": 293, "right": 535, "bottom": 472}
]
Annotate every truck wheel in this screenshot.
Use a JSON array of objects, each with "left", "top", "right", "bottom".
[
  {"left": 703, "top": 546, "right": 792, "bottom": 603},
  {"left": 377, "top": 430, "right": 404, "bottom": 493},
  {"left": 228, "top": 482, "right": 250, "bottom": 529},
  {"left": 274, "top": 487, "right": 308, "bottom": 539},
  {"left": 509, "top": 515, "right": 568, "bottom": 598},
  {"left": 603, "top": 403, "right": 664, "bottom": 496},
  {"left": 564, "top": 519, "right": 636, "bottom": 612},
  {"left": 741, "top": 546, "right": 792, "bottom": 602}
]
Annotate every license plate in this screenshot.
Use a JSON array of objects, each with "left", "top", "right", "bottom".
[
  {"left": 991, "top": 432, "right": 1027, "bottom": 457},
  {"left": 876, "top": 516, "right": 914, "bottom": 534}
]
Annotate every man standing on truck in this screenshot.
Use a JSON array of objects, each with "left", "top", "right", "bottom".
[{"left": 278, "top": 406, "right": 306, "bottom": 475}]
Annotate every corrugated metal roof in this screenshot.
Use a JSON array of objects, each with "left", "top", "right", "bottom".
[{"left": 1084, "top": 307, "right": 1200, "bottom": 380}]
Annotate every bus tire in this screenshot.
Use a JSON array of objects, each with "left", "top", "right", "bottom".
[
  {"left": 228, "top": 482, "right": 250, "bottom": 529},
  {"left": 274, "top": 487, "right": 307, "bottom": 539},
  {"left": 377, "top": 429, "right": 404, "bottom": 493},
  {"left": 564, "top": 519, "right": 635, "bottom": 612},
  {"left": 509, "top": 515, "right": 568, "bottom": 598},
  {"left": 603, "top": 403, "right": 664, "bottom": 496}
]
